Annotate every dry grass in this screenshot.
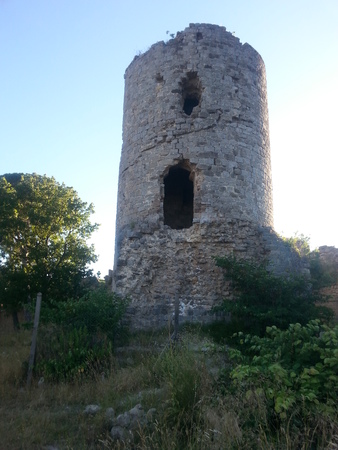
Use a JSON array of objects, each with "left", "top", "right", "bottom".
[
  {"left": 0, "top": 317, "right": 171, "bottom": 449},
  {"left": 1, "top": 316, "right": 337, "bottom": 449}
]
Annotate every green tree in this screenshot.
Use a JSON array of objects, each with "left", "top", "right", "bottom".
[{"left": 0, "top": 173, "right": 99, "bottom": 327}]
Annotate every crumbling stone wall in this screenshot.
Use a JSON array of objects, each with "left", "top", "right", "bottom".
[
  {"left": 113, "top": 23, "right": 304, "bottom": 329},
  {"left": 318, "top": 246, "right": 338, "bottom": 319}
]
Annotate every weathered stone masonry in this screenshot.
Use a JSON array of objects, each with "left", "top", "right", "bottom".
[{"left": 113, "top": 24, "right": 305, "bottom": 329}]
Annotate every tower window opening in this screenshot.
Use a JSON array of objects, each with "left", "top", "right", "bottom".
[
  {"left": 164, "top": 166, "right": 194, "bottom": 229},
  {"left": 181, "top": 72, "right": 202, "bottom": 116},
  {"left": 183, "top": 96, "right": 199, "bottom": 115}
]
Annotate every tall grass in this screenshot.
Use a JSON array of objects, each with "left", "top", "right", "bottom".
[{"left": 1, "top": 316, "right": 337, "bottom": 449}]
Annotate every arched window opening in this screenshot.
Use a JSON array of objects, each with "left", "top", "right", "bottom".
[
  {"left": 164, "top": 166, "right": 194, "bottom": 229},
  {"left": 181, "top": 72, "right": 202, "bottom": 116}
]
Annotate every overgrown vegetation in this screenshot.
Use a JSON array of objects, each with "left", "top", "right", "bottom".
[
  {"left": 283, "top": 233, "right": 338, "bottom": 289},
  {"left": 34, "top": 287, "right": 127, "bottom": 382},
  {"left": 215, "top": 255, "right": 333, "bottom": 335},
  {"left": 1, "top": 316, "right": 337, "bottom": 449},
  {"left": 282, "top": 232, "right": 311, "bottom": 257},
  {"left": 219, "top": 321, "right": 338, "bottom": 448},
  {"left": 0, "top": 234, "right": 337, "bottom": 448}
]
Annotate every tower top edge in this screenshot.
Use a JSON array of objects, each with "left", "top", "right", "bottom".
[{"left": 125, "top": 23, "right": 264, "bottom": 75}]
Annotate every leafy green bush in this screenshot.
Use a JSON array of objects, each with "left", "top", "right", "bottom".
[
  {"left": 215, "top": 320, "right": 338, "bottom": 449},
  {"left": 229, "top": 321, "right": 338, "bottom": 414},
  {"left": 35, "top": 326, "right": 113, "bottom": 381},
  {"left": 219, "top": 321, "right": 338, "bottom": 447},
  {"left": 35, "top": 287, "right": 127, "bottom": 381},
  {"left": 40, "top": 286, "right": 126, "bottom": 341},
  {"left": 215, "top": 255, "right": 333, "bottom": 335}
]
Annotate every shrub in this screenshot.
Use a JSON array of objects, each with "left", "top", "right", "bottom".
[
  {"left": 215, "top": 255, "right": 333, "bottom": 335},
  {"left": 282, "top": 233, "right": 311, "bottom": 257},
  {"left": 229, "top": 321, "right": 338, "bottom": 413},
  {"left": 40, "top": 286, "right": 127, "bottom": 341},
  {"left": 219, "top": 321, "right": 338, "bottom": 447},
  {"left": 282, "top": 234, "right": 338, "bottom": 290},
  {"left": 35, "top": 326, "right": 113, "bottom": 381},
  {"left": 34, "top": 287, "right": 127, "bottom": 381},
  {"left": 215, "top": 320, "right": 338, "bottom": 449},
  {"left": 309, "top": 249, "right": 338, "bottom": 290}
]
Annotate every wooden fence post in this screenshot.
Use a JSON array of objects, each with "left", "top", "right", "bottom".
[{"left": 27, "top": 292, "right": 42, "bottom": 387}]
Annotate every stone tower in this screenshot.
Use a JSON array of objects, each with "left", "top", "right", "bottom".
[{"left": 113, "top": 24, "right": 278, "bottom": 328}]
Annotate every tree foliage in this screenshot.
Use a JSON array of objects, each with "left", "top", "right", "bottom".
[
  {"left": 215, "top": 255, "right": 333, "bottom": 335},
  {"left": 0, "top": 173, "right": 99, "bottom": 321}
]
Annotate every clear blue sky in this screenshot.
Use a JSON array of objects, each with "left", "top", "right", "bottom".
[{"left": 1, "top": 0, "right": 337, "bottom": 276}]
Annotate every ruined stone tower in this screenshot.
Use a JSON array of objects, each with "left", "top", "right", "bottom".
[{"left": 113, "top": 24, "right": 281, "bottom": 328}]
